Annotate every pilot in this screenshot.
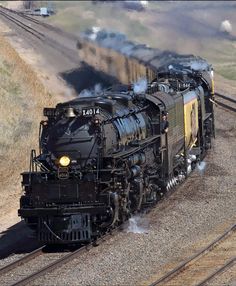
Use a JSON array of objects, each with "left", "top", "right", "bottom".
[{"left": 161, "top": 111, "right": 169, "bottom": 133}]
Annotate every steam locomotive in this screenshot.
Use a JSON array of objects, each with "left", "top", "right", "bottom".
[{"left": 18, "top": 59, "right": 215, "bottom": 244}]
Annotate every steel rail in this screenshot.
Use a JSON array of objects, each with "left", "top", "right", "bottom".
[
  {"left": 0, "top": 6, "right": 78, "bottom": 41},
  {"left": 215, "top": 93, "right": 236, "bottom": 112},
  {"left": 148, "top": 224, "right": 236, "bottom": 286},
  {"left": 0, "top": 9, "right": 44, "bottom": 39},
  {"left": 0, "top": 7, "right": 78, "bottom": 63},
  {"left": 196, "top": 257, "right": 236, "bottom": 286},
  {"left": 18, "top": 12, "right": 78, "bottom": 41},
  {"left": 215, "top": 99, "right": 236, "bottom": 112},
  {"left": 215, "top": 92, "right": 236, "bottom": 104},
  {"left": 0, "top": 8, "right": 44, "bottom": 36},
  {"left": 12, "top": 246, "right": 89, "bottom": 286},
  {"left": 17, "top": 11, "right": 69, "bottom": 33},
  {"left": 0, "top": 246, "right": 45, "bottom": 276},
  {"left": 11, "top": 228, "right": 121, "bottom": 286},
  {"left": 0, "top": 6, "right": 54, "bottom": 29}
]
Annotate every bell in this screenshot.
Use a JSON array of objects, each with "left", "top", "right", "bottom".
[{"left": 65, "top": 107, "right": 76, "bottom": 118}]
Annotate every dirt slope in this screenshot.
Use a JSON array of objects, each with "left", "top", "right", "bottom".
[{"left": 0, "top": 27, "right": 63, "bottom": 232}]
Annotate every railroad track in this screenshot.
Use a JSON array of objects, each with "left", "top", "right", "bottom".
[
  {"left": 0, "top": 246, "right": 45, "bottom": 277},
  {"left": 0, "top": 9, "right": 44, "bottom": 39},
  {"left": 147, "top": 224, "right": 236, "bottom": 286},
  {"left": 0, "top": 6, "right": 78, "bottom": 63},
  {"left": 0, "top": 5, "right": 78, "bottom": 41},
  {"left": 0, "top": 229, "right": 119, "bottom": 286},
  {"left": 215, "top": 92, "right": 236, "bottom": 112}
]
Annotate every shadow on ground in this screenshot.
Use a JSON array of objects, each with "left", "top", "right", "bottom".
[
  {"left": 0, "top": 221, "right": 42, "bottom": 259},
  {"left": 60, "top": 62, "right": 119, "bottom": 94}
]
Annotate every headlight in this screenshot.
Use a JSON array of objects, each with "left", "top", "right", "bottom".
[{"left": 59, "top": 156, "right": 71, "bottom": 167}]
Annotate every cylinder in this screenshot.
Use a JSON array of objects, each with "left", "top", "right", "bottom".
[{"left": 131, "top": 165, "right": 141, "bottom": 177}]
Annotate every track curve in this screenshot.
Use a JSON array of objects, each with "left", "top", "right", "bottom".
[{"left": 147, "top": 224, "right": 236, "bottom": 286}]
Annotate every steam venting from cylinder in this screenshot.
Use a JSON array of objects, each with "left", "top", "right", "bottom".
[
  {"left": 126, "top": 215, "right": 148, "bottom": 234},
  {"left": 197, "top": 161, "right": 206, "bottom": 175}
]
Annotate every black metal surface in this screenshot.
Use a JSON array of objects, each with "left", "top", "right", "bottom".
[
  {"left": 19, "top": 205, "right": 107, "bottom": 217},
  {"left": 38, "top": 214, "right": 91, "bottom": 243}
]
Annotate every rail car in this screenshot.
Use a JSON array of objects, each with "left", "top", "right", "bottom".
[
  {"left": 77, "top": 28, "right": 211, "bottom": 87},
  {"left": 18, "top": 60, "right": 215, "bottom": 244}
]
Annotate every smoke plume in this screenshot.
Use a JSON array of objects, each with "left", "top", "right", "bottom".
[
  {"left": 133, "top": 77, "right": 148, "bottom": 94},
  {"left": 197, "top": 161, "right": 206, "bottom": 175},
  {"left": 79, "top": 83, "right": 103, "bottom": 98},
  {"left": 220, "top": 20, "right": 232, "bottom": 34}
]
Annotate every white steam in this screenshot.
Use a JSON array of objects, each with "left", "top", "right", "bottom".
[
  {"left": 64, "top": 87, "right": 76, "bottom": 100},
  {"left": 220, "top": 20, "right": 232, "bottom": 34},
  {"left": 133, "top": 78, "right": 148, "bottom": 94},
  {"left": 140, "top": 1, "right": 149, "bottom": 7},
  {"left": 86, "top": 27, "right": 126, "bottom": 44},
  {"left": 79, "top": 83, "right": 102, "bottom": 98},
  {"left": 197, "top": 161, "right": 206, "bottom": 175},
  {"left": 126, "top": 215, "right": 148, "bottom": 234},
  {"left": 190, "top": 60, "right": 209, "bottom": 71},
  {"left": 88, "top": 26, "right": 101, "bottom": 40}
]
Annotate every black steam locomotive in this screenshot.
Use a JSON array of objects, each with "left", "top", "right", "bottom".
[{"left": 18, "top": 62, "right": 214, "bottom": 244}]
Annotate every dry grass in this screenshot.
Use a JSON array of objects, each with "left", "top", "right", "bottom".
[{"left": 0, "top": 35, "right": 58, "bottom": 212}]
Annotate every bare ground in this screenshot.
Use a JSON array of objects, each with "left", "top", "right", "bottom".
[{"left": 0, "top": 19, "right": 70, "bottom": 233}]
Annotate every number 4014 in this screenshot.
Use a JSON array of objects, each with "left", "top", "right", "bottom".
[{"left": 82, "top": 108, "right": 100, "bottom": 116}]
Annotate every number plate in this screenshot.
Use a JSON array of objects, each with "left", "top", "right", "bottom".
[{"left": 82, "top": 108, "right": 100, "bottom": 116}]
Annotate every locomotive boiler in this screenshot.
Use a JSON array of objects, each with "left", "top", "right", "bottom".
[{"left": 18, "top": 61, "right": 215, "bottom": 244}]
